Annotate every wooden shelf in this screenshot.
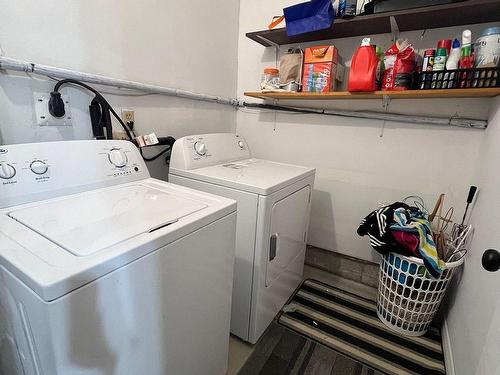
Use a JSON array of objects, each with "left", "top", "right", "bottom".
[
  {"left": 246, "top": 0, "right": 500, "bottom": 47},
  {"left": 244, "top": 88, "right": 500, "bottom": 100}
]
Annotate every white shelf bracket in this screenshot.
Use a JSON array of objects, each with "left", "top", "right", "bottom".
[
  {"left": 382, "top": 94, "right": 391, "bottom": 109},
  {"left": 380, "top": 95, "right": 392, "bottom": 137},
  {"left": 390, "top": 16, "right": 400, "bottom": 42}
]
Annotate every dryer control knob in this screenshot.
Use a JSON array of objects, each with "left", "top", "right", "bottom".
[
  {"left": 108, "top": 149, "right": 128, "bottom": 168},
  {"left": 30, "top": 160, "right": 49, "bottom": 175},
  {"left": 194, "top": 142, "right": 207, "bottom": 156},
  {"left": 0, "top": 163, "right": 16, "bottom": 179},
  {"left": 238, "top": 140, "right": 245, "bottom": 148}
]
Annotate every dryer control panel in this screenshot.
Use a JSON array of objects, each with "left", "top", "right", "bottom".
[
  {"left": 170, "top": 133, "right": 251, "bottom": 170},
  {"left": 0, "top": 140, "right": 149, "bottom": 208}
]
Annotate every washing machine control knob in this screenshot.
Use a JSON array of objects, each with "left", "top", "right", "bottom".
[
  {"left": 0, "top": 163, "right": 16, "bottom": 179},
  {"left": 238, "top": 140, "right": 245, "bottom": 149},
  {"left": 30, "top": 160, "right": 49, "bottom": 175},
  {"left": 194, "top": 142, "right": 207, "bottom": 156},
  {"left": 108, "top": 149, "right": 128, "bottom": 168}
]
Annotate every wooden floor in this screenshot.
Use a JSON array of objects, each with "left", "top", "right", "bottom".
[
  {"left": 238, "top": 323, "right": 383, "bottom": 375},
  {"left": 227, "top": 265, "right": 379, "bottom": 375}
]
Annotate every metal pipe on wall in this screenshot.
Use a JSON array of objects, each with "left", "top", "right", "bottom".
[
  {"left": 0, "top": 56, "right": 239, "bottom": 106},
  {"left": 0, "top": 55, "right": 488, "bottom": 129}
]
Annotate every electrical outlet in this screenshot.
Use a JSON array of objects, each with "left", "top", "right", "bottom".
[
  {"left": 34, "top": 92, "right": 72, "bottom": 126},
  {"left": 121, "top": 109, "right": 135, "bottom": 125}
]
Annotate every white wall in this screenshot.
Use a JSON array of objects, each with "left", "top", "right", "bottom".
[
  {"left": 444, "top": 97, "right": 500, "bottom": 375},
  {"left": 0, "top": 0, "right": 239, "bottom": 179},
  {"left": 237, "top": 0, "right": 496, "bottom": 262}
]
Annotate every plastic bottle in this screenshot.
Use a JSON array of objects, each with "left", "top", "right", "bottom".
[
  {"left": 433, "top": 48, "right": 447, "bottom": 71},
  {"left": 458, "top": 30, "right": 474, "bottom": 88},
  {"left": 459, "top": 30, "right": 473, "bottom": 69},
  {"left": 437, "top": 40, "right": 452, "bottom": 56},
  {"left": 338, "top": 0, "right": 357, "bottom": 18},
  {"left": 260, "top": 67, "right": 280, "bottom": 90},
  {"left": 475, "top": 26, "right": 500, "bottom": 68},
  {"left": 446, "top": 39, "right": 461, "bottom": 70},
  {"left": 348, "top": 38, "right": 378, "bottom": 92}
]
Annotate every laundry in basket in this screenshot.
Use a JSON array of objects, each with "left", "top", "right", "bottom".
[
  {"left": 358, "top": 196, "right": 471, "bottom": 336},
  {"left": 357, "top": 200, "right": 445, "bottom": 277}
]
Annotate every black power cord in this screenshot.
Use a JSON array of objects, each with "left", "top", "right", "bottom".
[
  {"left": 49, "top": 79, "right": 175, "bottom": 163},
  {"left": 49, "top": 79, "right": 134, "bottom": 140}
]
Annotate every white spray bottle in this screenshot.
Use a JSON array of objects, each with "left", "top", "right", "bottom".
[{"left": 446, "top": 39, "right": 461, "bottom": 70}]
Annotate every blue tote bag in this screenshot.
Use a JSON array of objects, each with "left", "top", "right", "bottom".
[{"left": 283, "top": 0, "right": 335, "bottom": 37}]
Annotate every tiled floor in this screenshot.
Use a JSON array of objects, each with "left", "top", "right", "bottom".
[
  {"left": 227, "top": 265, "right": 378, "bottom": 375},
  {"left": 305, "top": 246, "right": 380, "bottom": 289}
]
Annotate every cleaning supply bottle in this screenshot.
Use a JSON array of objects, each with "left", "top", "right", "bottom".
[
  {"left": 338, "top": 0, "right": 357, "bottom": 18},
  {"left": 348, "top": 38, "right": 378, "bottom": 92},
  {"left": 446, "top": 39, "right": 461, "bottom": 70},
  {"left": 458, "top": 30, "right": 474, "bottom": 88},
  {"left": 433, "top": 48, "right": 447, "bottom": 71},
  {"left": 459, "top": 30, "right": 474, "bottom": 69}
]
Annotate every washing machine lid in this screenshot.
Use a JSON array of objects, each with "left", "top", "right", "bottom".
[
  {"left": 170, "top": 158, "right": 315, "bottom": 195},
  {"left": 8, "top": 184, "right": 207, "bottom": 256}
]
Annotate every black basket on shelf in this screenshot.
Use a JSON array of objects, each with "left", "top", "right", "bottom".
[{"left": 417, "top": 67, "right": 499, "bottom": 90}]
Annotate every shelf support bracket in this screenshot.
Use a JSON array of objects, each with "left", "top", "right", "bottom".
[
  {"left": 380, "top": 95, "right": 391, "bottom": 137},
  {"left": 390, "top": 16, "right": 399, "bottom": 42},
  {"left": 254, "top": 34, "right": 280, "bottom": 67},
  {"left": 382, "top": 95, "right": 391, "bottom": 108},
  {"left": 255, "top": 35, "right": 280, "bottom": 50}
]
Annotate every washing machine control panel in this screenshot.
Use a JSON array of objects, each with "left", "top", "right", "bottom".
[
  {"left": 0, "top": 162, "right": 16, "bottom": 180},
  {"left": 30, "top": 160, "right": 49, "bottom": 175},
  {"left": 170, "top": 133, "right": 251, "bottom": 170},
  {"left": 193, "top": 141, "right": 208, "bottom": 156},
  {"left": 0, "top": 140, "right": 149, "bottom": 208},
  {"left": 108, "top": 148, "right": 129, "bottom": 168}
]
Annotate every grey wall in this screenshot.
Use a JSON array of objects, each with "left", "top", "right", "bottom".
[{"left": 0, "top": 0, "right": 240, "bottom": 179}]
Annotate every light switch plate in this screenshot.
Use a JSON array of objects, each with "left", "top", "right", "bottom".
[{"left": 34, "top": 92, "right": 73, "bottom": 126}]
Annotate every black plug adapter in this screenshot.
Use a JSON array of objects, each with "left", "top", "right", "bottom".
[{"left": 48, "top": 91, "right": 66, "bottom": 118}]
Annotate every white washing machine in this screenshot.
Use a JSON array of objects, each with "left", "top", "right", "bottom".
[
  {"left": 0, "top": 140, "right": 237, "bottom": 375},
  {"left": 169, "top": 133, "right": 315, "bottom": 343}
]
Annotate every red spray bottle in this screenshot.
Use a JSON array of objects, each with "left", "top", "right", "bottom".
[{"left": 348, "top": 38, "right": 378, "bottom": 92}]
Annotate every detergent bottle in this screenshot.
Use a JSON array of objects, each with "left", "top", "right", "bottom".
[{"left": 348, "top": 38, "right": 378, "bottom": 92}]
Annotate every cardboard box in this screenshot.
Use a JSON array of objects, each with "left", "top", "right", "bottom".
[{"left": 302, "top": 45, "right": 343, "bottom": 92}]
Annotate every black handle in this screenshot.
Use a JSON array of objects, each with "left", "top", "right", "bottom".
[
  {"left": 269, "top": 234, "right": 278, "bottom": 261},
  {"left": 482, "top": 249, "right": 500, "bottom": 272},
  {"left": 467, "top": 186, "right": 478, "bottom": 204},
  {"left": 461, "top": 185, "right": 478, "bottom": 225}
]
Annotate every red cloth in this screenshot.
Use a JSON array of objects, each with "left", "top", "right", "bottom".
[{"left": 392, "top": 231, "right": 419, "bottom": 255}]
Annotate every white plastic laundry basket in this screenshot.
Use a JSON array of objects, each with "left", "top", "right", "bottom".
[{"left": 376, "top": 252, "right": 464, "bottom": 336}]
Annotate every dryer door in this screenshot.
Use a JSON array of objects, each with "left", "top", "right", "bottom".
[{"left": 266, "top": 185, "right": 311, "bottom": 287}]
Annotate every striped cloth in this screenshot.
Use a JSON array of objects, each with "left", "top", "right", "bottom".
[
  {"left": 357, "top": 203, "right": 412, "bottom": 255},
  {"left": 391, "top": 208, "right": 445, "bottom": 277},
  {"left": 279, "top": 279, "right": 446, "bottom": 375},
  {"left": 358, "top": 202, "right": 444, "bottom": 278}
]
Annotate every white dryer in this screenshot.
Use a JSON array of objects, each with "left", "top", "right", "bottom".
[
  {"left": 0, "top": 140, "right": 236, "bottom": 375},
  {"left": 169, "top": 133, "right": 315, "bottom": 343}
]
